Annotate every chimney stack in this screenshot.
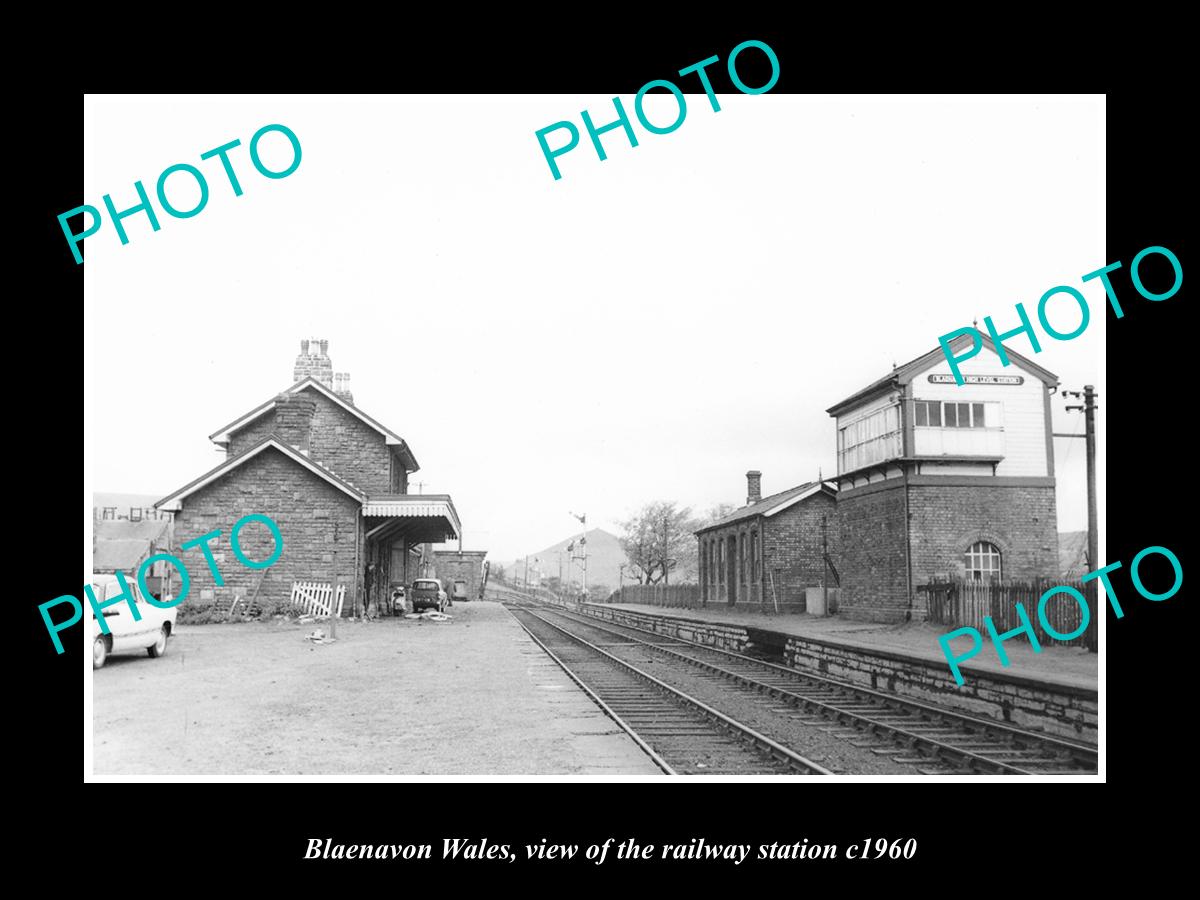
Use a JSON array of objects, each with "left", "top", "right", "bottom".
[
  {"left": 293, "top": 336, "right": 335, "bottom": 388},
  {"left": 746, "top": 470, "right": 762, "bottom": 506},
  {"left": 275, "top": 392, "right": 317, "bottom": 456}
]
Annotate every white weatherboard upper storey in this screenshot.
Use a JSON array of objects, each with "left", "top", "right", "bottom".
[
  {"left": 915, "top": 348, "right": 1049, "bottom": 477},
  {"left": 834, "top": 343, "right": 1052, "bottom": 478}
]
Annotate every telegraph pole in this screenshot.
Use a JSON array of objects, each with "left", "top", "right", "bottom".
[{"left": 1061, "top": 385, "right": 1099, "bottom": 573}]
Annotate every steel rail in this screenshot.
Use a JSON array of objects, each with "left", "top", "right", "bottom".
[{"left": 505, "top": 604, "right": 833, "bottom": 775}]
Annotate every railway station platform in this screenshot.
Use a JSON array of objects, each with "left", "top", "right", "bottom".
[
  {"left": 597, "top": 602, "right": 1097, "bottom": 688},
  {"left": 564, "top": 600, "right": 1099, "bottom": 744}
]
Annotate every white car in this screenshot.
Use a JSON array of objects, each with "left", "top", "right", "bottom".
[{"left": 88, "top": 572, "right": 178, "bottom": 669}]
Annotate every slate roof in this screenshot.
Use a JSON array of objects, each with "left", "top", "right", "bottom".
[
  {"left": 94, "top": 518, "right": 170, "bottom": 543},
  {"left": 695, "top": 481, "right": 835, "bottom": 534},
  {"left": 826, "top": 333, "right": 1060, "bottom": 416},
  {"left": 207, "top": 376, "right": 420, "bottom": 472},
  {"left": 93, "top": 540, "right": 155, "bottom": 572}
]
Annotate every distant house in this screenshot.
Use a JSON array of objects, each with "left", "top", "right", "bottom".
[
  {"left": 695, "top": 471, "right": 839, "bottom": 613},
  {"left": 93, "top": 493, "right": 173, "bottom": 524},
  {"left": 93, "top": 517, "right": 175, "bottom": 597},
  {"left": 432, "top": 550, "right": 489, "bottom": 601},
  {"left": 154, "top": 339, "right": 462, "bottom": 618}
]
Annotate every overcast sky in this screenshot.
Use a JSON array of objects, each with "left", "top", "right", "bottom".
[{"left": 84, "top": 94, "right": 1104, "bottom": 562}]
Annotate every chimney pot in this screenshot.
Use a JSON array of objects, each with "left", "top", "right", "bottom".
[{"left": 746, "top": 470, "right": 763, "bottom": 506}]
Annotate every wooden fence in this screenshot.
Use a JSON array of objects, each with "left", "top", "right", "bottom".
[
  {"left": 290, "top": 581, "right": 346, "bottom": 619},
  {"left": 605, "top": 583, "right": 702, "bottom": 609},
  {"left": 920, "top": 578, "right": 1097, "bottom": 651}
]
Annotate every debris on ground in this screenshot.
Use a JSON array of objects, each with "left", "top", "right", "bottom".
[
  {"left": 304, "top": 629, "right": 337, "bottom": 644},
  {"left": 403, "top": 612, "right": 454, "bottom": 622},
  {"left": 297, "top": 615, "right": 316, "bottom": 625}
]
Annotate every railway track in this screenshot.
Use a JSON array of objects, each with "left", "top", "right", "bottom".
[
  {"left": 504, "top": 604, "right": 832, "bottom": 775},
  {"left": 508, "top": 596, "right": 1097, "bottom": 775}
]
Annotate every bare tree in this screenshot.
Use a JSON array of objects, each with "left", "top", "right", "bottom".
[
  {"left": 619, "top": 501, "right": 701, "bottom": 585},
  {"left": 619, "top": 509, "right": 658, "bottom": 584}
]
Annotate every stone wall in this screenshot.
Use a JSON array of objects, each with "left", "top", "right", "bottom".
[
  {"left": 227, "top": 413, "right": 278, "bottom": 457},
  {"left": 569, "top": 601, "right": 1096, "bottom": 743},
  {"left": 170, "top": 447, "right": 362, "bottom": 621},
  {"left": 580, "top": 603, "right": 752, "bottom": 653},
  {"left": 225, "top": 386, "right": 396, "bottom": 496},
  {"left": 307, "top": 390, "right": 393, "bottom": 495},
  {"left": 783, "top": 634, "right": 1096, "bottom": 742}
]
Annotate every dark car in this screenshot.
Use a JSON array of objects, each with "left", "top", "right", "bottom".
[{"left": 410, "top": 578, "right": 447, "bottom": 613}]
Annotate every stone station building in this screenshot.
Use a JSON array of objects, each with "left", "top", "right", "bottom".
[{"left": 155, "top": 340, "right": 472, "bottom": 618}]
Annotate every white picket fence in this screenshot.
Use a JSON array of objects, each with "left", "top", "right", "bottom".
[{"left": 290, "top": 581, "right": 346, "bottom": 618}]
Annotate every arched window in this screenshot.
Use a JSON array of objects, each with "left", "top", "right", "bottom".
[{"left": 965, "top": 541, "right": 1002, "bottom": 581}]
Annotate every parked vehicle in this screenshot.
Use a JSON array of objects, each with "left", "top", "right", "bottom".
[
  {"left": 88, "top": 573, "right": 177, "bottom": 669},
  {"left": 410, "top": 578, "right": 447, "bottom": 613}
]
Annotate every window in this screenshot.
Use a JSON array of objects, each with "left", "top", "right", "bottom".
[
  {"left": 965, "top": 541, "right": 1002, "bottom": 581},
  {"left": 914, "top": 400, "right": 942, "bottom": 427},
  {"left": 914, "top": 401, "right": 1000, "bottom": 429},
  {"left": 837, "top": 403, "right": 903, "bottom": 473}
]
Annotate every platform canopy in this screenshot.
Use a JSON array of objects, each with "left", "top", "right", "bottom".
[{"left": 362, "top": 494, "right": 461, "bottom": 545}]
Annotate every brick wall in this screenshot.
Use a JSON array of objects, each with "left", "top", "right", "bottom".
[
  {"left": 837, "top": 481, "right": 910, "bottom": 622},
  {"left": 762, "top": 493, "right": 838, "bottom": 612},
  {"left": 226, "top": 387, "right": 396, "bottom": 496},
  {"left": 907, "top": 483, "right": 1059, "bottom": 616},
  {"left": 837, "top": 479, "right": 1061, "bottom": 624},
  {"left": 170, "top": 447, "right": 362, "bottom": 621}
]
